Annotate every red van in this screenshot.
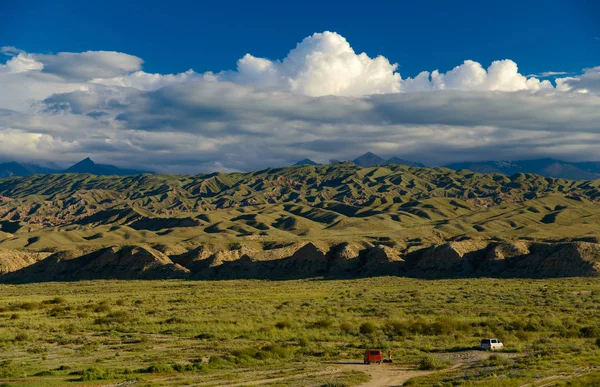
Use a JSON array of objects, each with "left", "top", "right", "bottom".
[{"left": 364, "top": 349, "right": 383, "bottom": 364}]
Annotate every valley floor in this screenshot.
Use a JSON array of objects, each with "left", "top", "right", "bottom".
[{"left": 2, "top": 277, "right": 600, "bottom": 386}]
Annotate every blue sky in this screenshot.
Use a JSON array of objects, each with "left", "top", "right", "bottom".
[
  {"left": 1, "top": 0, "right": 600, "bottom": 172},
  {"left": 3, "top": 0, "right": 599, "bottom": 77}
]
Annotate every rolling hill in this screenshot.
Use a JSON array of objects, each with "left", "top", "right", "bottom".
[{"left": 1, "top": 163, "right": 600, "bottom": 281}]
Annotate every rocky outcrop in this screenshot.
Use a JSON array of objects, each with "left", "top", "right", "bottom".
[
  {"left": 328, "top": 242, "right": 363, "bottom": 273},
  {"left": 0, "top": 249, "right": 50, "bottom": 274},
  {"left": 2, "top": 245, "right": 188, "bottom": 282},
  {"left": 478, "top": 241, "right": 530, "bottom": 274},
  {"left": 510, "top": 242, "right": 600, "bottom": 277},
  {"left": 267, "top": 242, "right": 329, "bottom": 278},
  {"left": 2, "top": 239, "right": 600, "bottom": 282},
  {"left": 411, "top": 240, "right": 488, "bottom": 275},
  {"left": 360, "top": 245, "right": 405, "bottom": 275}
]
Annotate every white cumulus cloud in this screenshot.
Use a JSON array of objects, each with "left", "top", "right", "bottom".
[
  {"left": 0, "top": 32, "right": 599, "bottom": 172},
  {"left": 219, "top": 32, "right": 551, "bottom": 96},
  {"left": 402, "top": 60, "right": 553, "bottom": 92},
  {"left": 221, "top": 31, "right": 402, "bottom": 96},
  {"left": 556, "top": 67, "right": 600, "bottom": 94}
]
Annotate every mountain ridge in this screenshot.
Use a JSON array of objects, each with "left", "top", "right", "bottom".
[
  {"left": 0, "top": 157, "right": 153, "bottom": 177},
  {"left": 3, "top": 154, "right": 600, "bottom": 180}
]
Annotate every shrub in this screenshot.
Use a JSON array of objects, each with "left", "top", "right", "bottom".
[
  {"left": 12, "top": 302, "right": 40, "bottom": 311},
  {"left": 33, "top": 370, "right": 56, "bottom": 376},
  {"left": 47, "top": 306, "right": 70, "bottom": 317},
  {"left": 208, "top": 356, "right": 228, "bottom": 367},
  {"left": 93, "top": 302, "right": 111, "bottom": 313},
  {"left": 359, "top": 322, "right": 377, "bottom": 335},
  {"left": 164, "top": 317, "right": 185, "bottom": 324},
  {"left": 298, "top": 337, "right": 310, "bottom": 347},
  {"left": 482, "top": 354, "right": 512, "bottom": 367},
  {"left": 80, "top": 367, "right": 109, "bottom": 381},
  {"left": 311, "top": 318, "right": 334, "bottom": 329},
  {"left": 94, "top": 311, "right": 131, "bottom": 325},
  {"left": 195, "top": 333, "right": 215, "bottom": 340},
  {"left": 14, "top": 332, "right": 30, "bottom": 342},
  {"left": 418, "top": 356, "right": 452, "bottom": 370},
  {"left": 580, "top": 326, "right": 600, "bottom": 338},
  {"left": 275, "top": 320, "right": 292, "bottom": 329},
  {"left": 173, "top": 362, "right": 206, "bottom": 372},
  {"left": 142, "top": 363, "right": 175, "bottom": 373},
  {"left": 263, "top": 344, "right": 290, "bottom": 358},
  {"left": 231, "top": 347, "right": 258, "bottom": 359},
  {"left": 43, "top": 297, "right": 66, "bottom": 305},
  {"left": 9, "top": 314, "right": 18, "bottom": 320},
  {"left": 515, "top": 330, "right": 533, "bottom": 341},
  {"left": 339, "top": 321, "right": 354, "bottom": 334},
  {"left": 383, "top": 320, "right": 405, "bottom": 338}
]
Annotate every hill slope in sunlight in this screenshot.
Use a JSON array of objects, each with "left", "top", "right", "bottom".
[{"left": 1, "top": 163, "right": 600, "bottom": 281}]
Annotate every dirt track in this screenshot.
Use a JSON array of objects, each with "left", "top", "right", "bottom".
[
  {"left": 334, "top": 361, "right": 437, "bottom": 387},
  {"left": 333, "top": 350, "right": 502, "bottom": 387}
]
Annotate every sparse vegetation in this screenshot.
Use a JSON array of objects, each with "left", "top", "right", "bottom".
[{"left": 1, "top": 278, "right": 600, "bottom": 385}]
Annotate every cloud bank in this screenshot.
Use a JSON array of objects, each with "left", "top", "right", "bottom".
[{"left": 0, "top": 32, "right": 599, "bottom": 173}]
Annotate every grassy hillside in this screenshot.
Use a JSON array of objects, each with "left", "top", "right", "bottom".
[{"left": 0, "top": 163, "right": 599, "bottom": 281}]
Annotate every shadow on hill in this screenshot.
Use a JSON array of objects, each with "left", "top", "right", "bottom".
[
  {"left": 1, "top": 246, "right": 188, "bottom": 283},
  {"left": 3, "top": 240, "right": 600, "bottom": 284}
]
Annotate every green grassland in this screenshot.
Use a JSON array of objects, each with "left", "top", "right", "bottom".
[{"left": 2, "top": 278, "right": 600, "bottom": 386}]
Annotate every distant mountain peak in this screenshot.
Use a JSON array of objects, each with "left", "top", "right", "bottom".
[
  {"left": 73, "top": 157, "right": 95, "bottom": 166},
  {"left": 65, "top": 158, "right": 152, "bottom": 176},
  {"left": 294, "top": 158, "right": 321, "bottom": 166},
  {"left": 352, "top": 152, "right": 385, "bottom": 167}
]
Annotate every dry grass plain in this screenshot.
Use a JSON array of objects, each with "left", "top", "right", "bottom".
[{"left": 2, "top": 277, "right": 600, "bottom": 386}]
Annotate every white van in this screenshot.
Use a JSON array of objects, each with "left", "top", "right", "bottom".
[{"left": 480, "top": 338, "right": 503, "bottom": 350}]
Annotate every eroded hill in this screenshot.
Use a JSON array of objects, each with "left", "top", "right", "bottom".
[{"left": 1, "top": 163, "right": 600, "bottom": 281}]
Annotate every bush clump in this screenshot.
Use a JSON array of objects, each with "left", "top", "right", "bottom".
[
  {"left": 339, "top": 321, "right": 353, "bottom": 334},
  {"left": 580, "top": 326, "right": 600, "bottom": 338},
  {"left": 11, "top": 302, "right": 41, "bottom": 311},
  {"left": 418, "top": 356, "right": 452, "bottom": 370},
  {"left": 93, "top": 301, "right": 111, "bottom": 313},
  {"left": 359, "top": 322, "right": 377, "bottom": 335},
  {"left": 94, "top": 311, "right": 131, "bottom": 325},
  {"left": 80, "top": 367, "right": 111, "bottom": 381},
  {"left": 43, "top": 297, "right": 66, "bottom": 305},
  {"left": 311, "top": 318, "right": 334, "bottom": 329},
  {"left": 142, "top": 363, "right": 175, "bottom": 373},
  {"left": 14, "top": 332, "right": 30, "bottom": 342},
  {"left": 275, "top": 320, "right": 292, "bottom": 329}
]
